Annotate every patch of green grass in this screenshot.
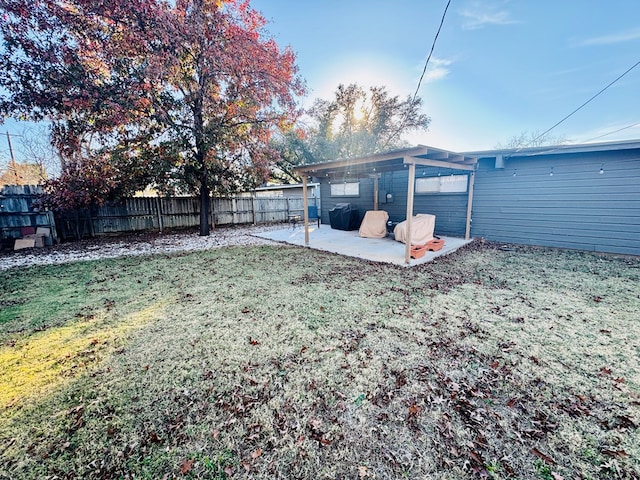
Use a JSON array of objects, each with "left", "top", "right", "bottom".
[
  {"left": 534, "top": 459, "right": 553, "bottom": 480},
  {"left": 0, "top": 242, "right": 639, "bottom": 479}
]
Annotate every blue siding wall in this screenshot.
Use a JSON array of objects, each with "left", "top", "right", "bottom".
[
  {"left": 317, "top": 168, "right": 470, "bottom": 236},
  {"left": 471, "top": 150, "right": 640, "bottom": 255}
]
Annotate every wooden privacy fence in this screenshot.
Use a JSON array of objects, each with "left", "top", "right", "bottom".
[{"left": 56, "top": 195, "right": 319, "bottom": 240}]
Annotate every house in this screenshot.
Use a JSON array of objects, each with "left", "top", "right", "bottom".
[
  {"left": 0, "top": 161, "right": 46, "bottom": 186},
  {"left": 293, "top": 140, "right": 640, "bottom": 257}
]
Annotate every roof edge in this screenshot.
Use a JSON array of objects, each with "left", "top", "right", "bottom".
[{"left": 465, "top": 138, "right": 640, "bottom": 158}]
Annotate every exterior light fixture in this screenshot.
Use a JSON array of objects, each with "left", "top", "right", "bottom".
[
  {"left": 549, "top": 167, "right": 554, "bottom": 177},
  {"left": 513, "top": 169, "right": 517, "bottom": 177},
  {"left": 599, "top": 164, "right": 604, "bottom": 174}
]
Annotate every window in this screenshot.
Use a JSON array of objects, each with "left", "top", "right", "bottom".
[
  {"left": 330, "top": 182, "right": 360, "bottom": 197},
  {"left": 415, "top": 174, "right": 468, "bottom": 194}
]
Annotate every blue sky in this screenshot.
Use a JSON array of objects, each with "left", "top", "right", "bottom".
[
  {"left": 2, "top": 0, "right": 640, "bottom": 166},
  {"left": 252, "top": 0, "right": 640, "bottom": 151}
]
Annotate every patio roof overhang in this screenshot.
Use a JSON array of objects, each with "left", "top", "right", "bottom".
[
  {"left": 293, "top": 145, "right": 477, "bottom": 177},
  {"left": 293, "top": 145, "right": 478, "bottom": 265}
]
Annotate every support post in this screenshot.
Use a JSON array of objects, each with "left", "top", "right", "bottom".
[
  {"left": 302, "top": 175, "right": 310, "bottom": 245},
  {"left": 465, "top": 170, "right": 475, "bottom": 240},
  {"left": 404, "top": 162, "right": 416, "bottom": 264},
  {"left": 373, "top": 174, "right": 379, "bottom": 211}
]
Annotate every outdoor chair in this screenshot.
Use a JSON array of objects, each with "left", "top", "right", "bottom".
[{"left": 308, "top": 205, "right": 320, "bottom": 227}]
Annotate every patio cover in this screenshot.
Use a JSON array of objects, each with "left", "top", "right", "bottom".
[{"left": 294, "top": 145, "right": 478, "bottom": 264}]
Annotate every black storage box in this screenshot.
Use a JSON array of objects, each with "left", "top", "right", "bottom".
[{"left": 329, "top": 203, "right": 360, "bottom": 230}]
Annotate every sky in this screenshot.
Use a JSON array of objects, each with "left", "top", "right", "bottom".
[
  {"left": 2, "top": 0, "right": 640, "bottom": 166},
  {"left": 251, "top": 0, "right": 640, "bottom": 152}
]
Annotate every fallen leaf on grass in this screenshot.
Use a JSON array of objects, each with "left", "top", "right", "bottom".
[
  {"left": 251, "top": 448, "right": 262, "bottom": 459},
  {"left": 147, "top": 431, "right": 162, "bottom": 444},
  {"left": 599, "top": 367, "right": 612, "bottom": 376},
  {"left": 408, "top": 404, "right": 422, "bottom": 416},
  {"left": 180, "top": 458, "right": 194, "bottom": 474},
  {"left": 249, "top": 338, "right": 259, "bottom": 345},
  {"left": 532, "top": 447, "right": 556, "bottom": 464},
  {"left": 468, "top": 450, "right": 483, "bottom": 465},
  {"left": 601, "top": 449, "right": 628, "bottom": 458},
  {"left": 309, "top": 418, "right": 322, "bottom": 431},
  {"left": 599, "top": 329, "right": 611, "bottom": 334},
  {"left": 358, "top": 465, "right": 370, "bottom": 477}
]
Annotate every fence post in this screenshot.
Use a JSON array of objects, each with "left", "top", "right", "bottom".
[
  {"left": 252, "top": 196, "right": 257, "bottom": 225},
  {"left": 46, "top": 210, "right": 58, "bottom": 244},
  {"left": 155, "top": 197, "right": 163, "bottom": 233},
  {"left": 231, "top": 197, "right": 237, "bottom": 225},
  {"left": 210, "top": 197, "right": 215, "bottom": 231}
]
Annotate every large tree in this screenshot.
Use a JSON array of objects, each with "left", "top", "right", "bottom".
[
  {"left": 270, "top": 83, "right": 430, "bottom": 183},
  {"left": 0, "top": 0, "right": 304, "bottom": 235}
]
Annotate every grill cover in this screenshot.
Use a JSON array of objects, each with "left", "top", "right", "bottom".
[{"left": 329, "top": 203, "right": 360, "bottom": 230}]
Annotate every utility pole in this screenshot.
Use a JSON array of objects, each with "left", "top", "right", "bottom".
[{"left": 3, "top": 132, "right": 22, "bottom": 182}]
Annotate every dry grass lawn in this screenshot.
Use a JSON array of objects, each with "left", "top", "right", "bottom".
[{"left": 0, "top": 240, "right": 639, "bottom": 479}]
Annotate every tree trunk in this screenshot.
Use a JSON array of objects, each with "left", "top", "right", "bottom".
[{"left": 199, "top": 173, "right": 210, "bottom": 236}]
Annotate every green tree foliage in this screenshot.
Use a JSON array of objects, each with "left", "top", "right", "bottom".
[
  {"left": 270, "top": 83, "right": 431, "bottom": 184},
  {"left": 0, "top": 0, "right": 304, "bottom": 235}
]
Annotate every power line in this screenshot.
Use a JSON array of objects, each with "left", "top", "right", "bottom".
[
  {"left": 510, "top": 58, "right": 640, "bottom": 155},
  {"left": 412, "top": 0, "right": 452, "bottom": 103},
  {"left": 383, "top": 0, "right": 452, "bottom": 150},
  {"left": 580, "top": 121, "right": 640, "bottom": 143}
]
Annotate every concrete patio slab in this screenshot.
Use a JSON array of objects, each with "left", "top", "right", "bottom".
[{"left": 255, "top": 225, "right": 473, "bottom": 266}]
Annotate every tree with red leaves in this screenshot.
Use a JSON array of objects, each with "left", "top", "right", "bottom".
[{"left": 0, "top": 0, "right": 304, "bottom": 235}]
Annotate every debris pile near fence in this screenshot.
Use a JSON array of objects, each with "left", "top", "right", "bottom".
[{"left": 0, "top": 185, "right": 58, "bottom": 248}]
